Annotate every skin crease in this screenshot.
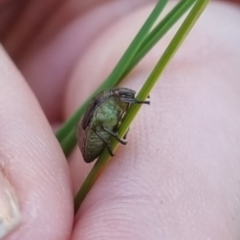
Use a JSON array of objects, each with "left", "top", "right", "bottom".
[{"left": 0, "top": 0, "right": 240, "bottom": 239}]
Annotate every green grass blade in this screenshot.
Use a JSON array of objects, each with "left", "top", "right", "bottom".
[
  {"left": 56, "top": 0, "right": 168, "bottom": 155},
  {"left": 74, "top": 0, "right": 209, "bottom": 212}
]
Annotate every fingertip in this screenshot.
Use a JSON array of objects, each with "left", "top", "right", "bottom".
[{"left": 0, "top": 47, "right": 73, "bottom": 240}]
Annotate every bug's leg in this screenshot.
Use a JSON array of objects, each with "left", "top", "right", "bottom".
[
  {"left": 123, "top": 128, "right": 129, "bottom": 140},
  {"left": 102, "top": 126, "right": 127, "bottom": 145},
  {"left": 94, "top": 130, "right": 114, "bottom": 156},
  {"left": 120, "top": 98, "right": 150, "bottom": 105}
]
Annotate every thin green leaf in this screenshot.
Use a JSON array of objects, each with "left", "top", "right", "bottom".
[{"left": 74, "top": 0, "right": 209, "bottom": 212}]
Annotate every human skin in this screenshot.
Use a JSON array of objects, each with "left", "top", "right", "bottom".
[{"left": 0, "top": 0, "right": 240, "bottom": 239}]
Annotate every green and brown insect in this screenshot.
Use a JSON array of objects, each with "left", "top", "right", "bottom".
[{"left": 77, "top": 87, "right": 149, "bottom": 163}]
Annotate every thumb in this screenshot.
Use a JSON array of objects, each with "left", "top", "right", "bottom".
[{"left": 0, "top": 46, "right": 73, "bottom": 240}]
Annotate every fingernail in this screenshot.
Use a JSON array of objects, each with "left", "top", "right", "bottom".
[{"left": 0, "top": 171, "right": 21, "bottom": 239}]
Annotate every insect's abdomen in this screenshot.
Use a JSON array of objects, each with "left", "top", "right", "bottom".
[{"left": 83, "top": 128, "right": 111, "bottom": 162}]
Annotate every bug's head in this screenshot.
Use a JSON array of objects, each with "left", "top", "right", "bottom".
[
  {"left": 113, "top": 87, "right": 150, "bottom": 105},
  {"left": 112, "top": 88, "right": 136, "bottom": 102}
]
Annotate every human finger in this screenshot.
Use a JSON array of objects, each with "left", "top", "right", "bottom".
[
  {"left": 0, "top": 46, "right": 73, "bottom": 240},
  {"left": 65, "top": 1, "right": 240, "bottom": 239}
]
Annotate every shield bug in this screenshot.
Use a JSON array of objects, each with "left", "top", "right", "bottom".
[{"left": 77, "top": 87, "right": 149, "bottom": 163}]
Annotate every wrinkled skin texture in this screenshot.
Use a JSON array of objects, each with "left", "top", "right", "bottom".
[{"left": 0, "top": 0, "right": 240, "bottom": 239}]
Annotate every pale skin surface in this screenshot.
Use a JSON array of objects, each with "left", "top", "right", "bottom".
[{"left": 0, "top": 0, "right": 240, "bottom": 239}]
